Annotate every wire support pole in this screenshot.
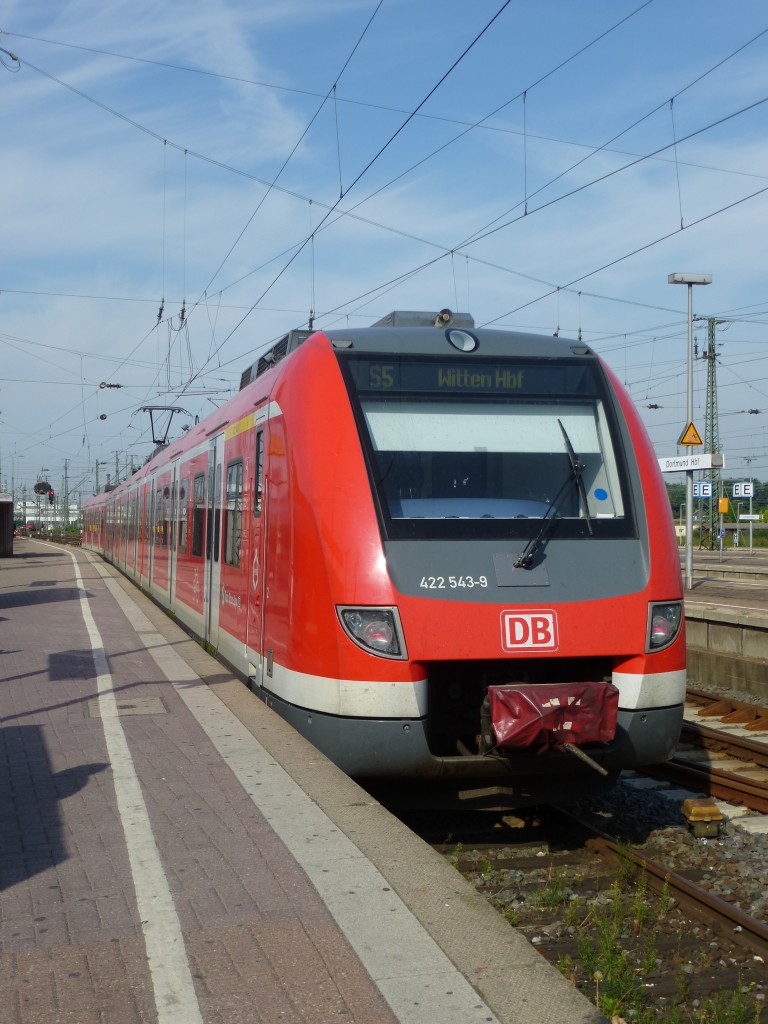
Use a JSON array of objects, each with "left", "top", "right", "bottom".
[{"left": 668, "top": 273, "right": 712, "bottom": 591}]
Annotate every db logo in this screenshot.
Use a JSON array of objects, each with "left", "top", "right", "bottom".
[{"left": 501, "top": 610, "right": 559, "bottom": 651}]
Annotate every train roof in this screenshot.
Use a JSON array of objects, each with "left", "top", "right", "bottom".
[
  {"left": 239, "top": 310, "right": 595, "bottom": 390},
  {"left": 324, "top": 325, "right": 594, "bottom": 360}
]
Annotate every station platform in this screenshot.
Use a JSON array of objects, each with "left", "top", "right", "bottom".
[
  {"left": 0, "top": 540, "right": 602, "bottom": 1024},
  {"left": 683, "top": 549, "right": 768, "bottom": 700},
  {"left": 687, "top": 546, "right": 768, "bottom": 595}
]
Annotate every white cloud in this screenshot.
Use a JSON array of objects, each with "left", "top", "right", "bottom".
[{"left": 3, "top": 0, "right": 768, "bottom": 486}]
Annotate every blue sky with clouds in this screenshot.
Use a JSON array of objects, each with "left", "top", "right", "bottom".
[{"left": 2, "top": 0, "right": 768, "bottom": 500}]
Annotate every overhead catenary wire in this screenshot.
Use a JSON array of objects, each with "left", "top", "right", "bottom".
[
  {"left": 457, "top": 23, "right": 768, "bottom": 248},
  {"left": 9, "top": 28, "right": 768, "bottom": 189},
  {"left": 206, "top": 25, "right": 768, "bottom": 344},
  {"left": 7, "top": 17, "right": 766, "bottom": 349},
  {"left": 184, "top": 1, "right": 516, "bottom": 387},
  {"left": 192, "top": 0, "right": 384, "bottom": 305},
  {"left": 5, "top": 11, "right": 768, "bottom": 482},
  {"left": 63, "top": 1, "right": 388, "bottom": 441}
]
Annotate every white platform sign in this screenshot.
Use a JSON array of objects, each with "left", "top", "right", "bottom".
[
  {"left": 657, "top": 453, "right": 725, "bottom": 473},
  {"left": 733, "top": 481, "right": 754, "bottom": 498}
]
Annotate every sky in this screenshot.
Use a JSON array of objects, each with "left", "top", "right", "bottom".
[{"left": 2, "top": 0, "right": 768, "bottom": 505}]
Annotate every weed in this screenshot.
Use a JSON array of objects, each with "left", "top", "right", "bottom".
[
  {"left": 447, "top": 841, "right": 463, "bottom": 868},
  {"left": 691, "top": 981, "right": 763, "bottom": 1023},
  {"left": 557, "top": 954, "right": 577, "bottom": 984},
  {"left": 630, "top": 872, "right": 651, "bottom": 932},
  {"left": 640, "top": 933, "right": 658, "bottom": 974},
  {"left": 577, "top": 932, "right": 598, "bottom": 978},
  {"left": 676, "top": 967, "right": 692, "bottom": 1003},
  {"left": 533, "top": 868, "right": 570, "bottom": 909},
  {"left": 501, "top": 903, "right": 519, "bottom": 926},
  {"left": 564, "top": 896, "right": 582, "bottom": 927},
  {"left": 588, "top": 948, "right": 648, "bottom": 1020},
  {"left": 478, "top": 856, "right": 493, "bottom": 876},
  {"left": 614, "top": 846, "right": 638, "bottom": 888}
]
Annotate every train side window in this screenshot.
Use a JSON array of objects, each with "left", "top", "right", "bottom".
[
  {"left": 224, "top": 460, "right": 243, "bottom": 567},
  {"left": 154, "top": 488, "right": 163, "bottom": 546},
  {"left": 178, "top": 477, "right": 189, "bottom": 554},
  {"left": 161, "top": 486, "right": 169, "bottom": 547},
  {"left": 192, "top": 474, "right": 205, "bottom": 557},
  {"left": 154, "top": 489, "right": 160, "bottom": 546},
  {"left": 254, "top": 430, "right": 264, "bottom": 517}
]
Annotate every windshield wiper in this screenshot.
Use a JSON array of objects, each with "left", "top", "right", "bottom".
[
  {"left": 514, "top": 420, "right": 593, "bottom": 570},
  {"left": 561, "top": 420, "right": 593, "bottom": 536}
]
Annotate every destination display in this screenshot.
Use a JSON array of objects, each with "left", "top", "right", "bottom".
[{"left": 346, "top": 356, "right": 599, "bottom": 397}]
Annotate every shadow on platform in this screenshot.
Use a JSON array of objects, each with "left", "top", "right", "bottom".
[{"left": 0, "top": 725, "right": 108, "bottom": 890}]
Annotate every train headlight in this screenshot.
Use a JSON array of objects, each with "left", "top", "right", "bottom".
[
  {"left": 646, "top": 602, "right": 683, "bottom": 652},
  {"left": 337, "top": 606, "right": 407, "bottom": 659}
]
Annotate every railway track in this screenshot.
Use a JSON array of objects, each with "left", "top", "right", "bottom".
[
  {"left": 386, "top": 689, "right": 768, "bottom": 1021},
  {"left": 650, "top": 687, "right": 768, "bottom": 812},
  {"left": 385, "top": 688, "right": 768, "bottom": 1015},
  {"left": 424, "top": 799, "right": 768, "bottom": 1022},
  {"left": 686, "top": 687, "right": 768, "bottom": 736},
  {"left": 571, "top": 812, "right": 768, "bottom": 958}
]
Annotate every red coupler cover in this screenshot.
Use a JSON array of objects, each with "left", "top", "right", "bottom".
[{"left": 489, "top": 681, "right": 619, "bottom": 751}]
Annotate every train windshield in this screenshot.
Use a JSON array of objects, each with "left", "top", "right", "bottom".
[{"left": 341, "top": 353, "right": 634, "bottom": 540}]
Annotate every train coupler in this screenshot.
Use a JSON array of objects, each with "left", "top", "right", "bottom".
[
  {"left": 561, "top": 742, "right": 609, "bottom": 777},
  {"left": 486, "top": 681, "right": 620, "bottom": 761}
]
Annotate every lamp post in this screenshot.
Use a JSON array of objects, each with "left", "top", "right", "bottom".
[{"left": 668, "top": 273, "right": 712, "bottom": 590}]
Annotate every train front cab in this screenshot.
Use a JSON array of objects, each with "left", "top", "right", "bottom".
[{"left": 259, "top": 322, "right": 685, "bottom": 787}]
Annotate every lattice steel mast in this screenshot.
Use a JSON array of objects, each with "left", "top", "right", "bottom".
[{"left": 702, "top": 318, "right": 723, "bottom": 549}]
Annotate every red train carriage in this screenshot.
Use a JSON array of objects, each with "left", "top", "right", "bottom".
[{"left": 83, "top": 311, "right": 684, "bottom": 799}]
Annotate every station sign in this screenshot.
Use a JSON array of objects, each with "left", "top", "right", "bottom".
[
  {"left": 740, "top": 514, "right": 760, "bottom": 521},
  {"left": 692, "top": 482, "right": 712, "bottom": 498},
  {"left": 657, "top": 453, "right": 725, "bottom": 473},
  {"left": 732, "top": 482, "right": 754, "bottom": 498}
]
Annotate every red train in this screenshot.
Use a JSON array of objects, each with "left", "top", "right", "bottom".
[{"left": 82, "top": 310, "right": 685, "bottom": 798}]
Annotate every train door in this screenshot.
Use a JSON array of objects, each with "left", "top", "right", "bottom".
[
  {"left": 146, "top": 483, "right": 156, "bottom": 584},
  {"left": 131, "top": 489, "right": 140, "bottom": 572},
  {"left": 138, "top": 482, "right": 148, "bottom": 583},
  {"left": 203, "top": 435, "right": 223, "bottom": 649},
  {"left": 169, "top": 465, "right": 178, "bottom": 610},
  {"left": 246, "top": 426, "right": 267, "bottom": 685},
  {"left": 120, "top": 494, "right": 128, "bottom": 567}
]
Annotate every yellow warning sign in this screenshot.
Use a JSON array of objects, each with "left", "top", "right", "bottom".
[{"left": 678, "top": 421, "right": 703, "bottom": 446}]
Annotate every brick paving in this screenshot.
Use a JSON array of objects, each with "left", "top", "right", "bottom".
[{"left": 0, "top": 541, "right": 399, "bottom": 1023}]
